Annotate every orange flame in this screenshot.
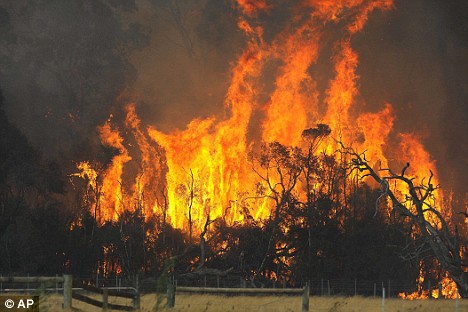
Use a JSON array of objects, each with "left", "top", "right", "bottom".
[
  {"left": 235, "top": 0, "right": 271, "bottom": 16},
  {"left": 399, "top": 271, "right": 458, "bottom": 300},
  {"left": 97, "top": 118, "right": 132, "bottom": 221},
  {"left": 147, "top": 28, "right": 267, "bottom": 228},
  {"left": 72, "top": 0, "right": 449, "bottom": 241}
]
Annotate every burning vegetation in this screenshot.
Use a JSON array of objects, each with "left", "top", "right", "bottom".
[{"left": 0, "top": 0, "right": 467, "bottom": 300}]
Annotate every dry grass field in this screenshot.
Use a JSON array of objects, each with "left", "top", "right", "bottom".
[{"left": 36, "top": 293, "right": 467, "bottom": 312}]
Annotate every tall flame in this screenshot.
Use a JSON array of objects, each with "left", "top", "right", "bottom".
[
  {"left": 72, "top": 0, "right": 448, "bottom": 236},
  {"left": 98, "top": 118, "right": 132, "bottom": 221}
]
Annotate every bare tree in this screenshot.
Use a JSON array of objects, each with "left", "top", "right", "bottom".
[
  {"left": 179, "top": 215, "right": 233, "bottom": 279},
  {"left": 341, "top": 143, "right": 468, "bottom": 297},
  {"left": 151, "top": 0, "right": 198, "bottom": 57},
  {"left": 301, "top": 124, "right": 331, "bottom": 283},
  {"left": 249, "top": 142, "right": 303, "bottom": 284}
]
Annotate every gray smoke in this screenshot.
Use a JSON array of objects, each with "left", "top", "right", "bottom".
[{"left": 355, "top": 0, "right": 468, "bottom": 211}]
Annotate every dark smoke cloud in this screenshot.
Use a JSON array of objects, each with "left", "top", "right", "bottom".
[
  {"left": 355, "top": 0, "right": 468, "bottom": 207},
  {"left": 129, "top": 0, "right": 244, "bottom": 132},
  {"left": 0, "top": 0, "right": 146, "bottom": 165}
]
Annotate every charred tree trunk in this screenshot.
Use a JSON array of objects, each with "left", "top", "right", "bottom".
[
  {"left": 188, "top": 169, "right": 195, "bottom": 245},
  {"left": 197, "top": 215, "right": 210, "bottom": 270},
  {"left": 179, "top": 216, "right": 233, "bottom": 279}
]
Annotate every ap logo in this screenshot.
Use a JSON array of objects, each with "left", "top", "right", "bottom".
[{"left": 1, "top": 296, "right": 39, "bottom": 311}]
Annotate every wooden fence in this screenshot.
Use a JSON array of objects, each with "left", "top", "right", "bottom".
[
  {"left": 167, "top": 284, "right": 310, "bottom": 312},
  {"left": 72, "top": 284, "right": 139, "bottom": 311},
  {"left": 0, "top": 275, "right": 140, "bottom": 311}
]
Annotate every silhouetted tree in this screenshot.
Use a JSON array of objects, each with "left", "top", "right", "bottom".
[{"left": 342, "top": 143, "right": 468, "bottom": 297}]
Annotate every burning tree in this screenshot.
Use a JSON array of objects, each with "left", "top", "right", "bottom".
[{"left": 342, "top": 144, "right": 468, "bottom": 297}]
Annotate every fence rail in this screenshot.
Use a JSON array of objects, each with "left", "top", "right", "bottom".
[
  {"left": 176, "top": 286, "right": 304, "bottom": 294},
  {"left": 69, "top": 276, "right": 140, "bottom": 311},
  {"left": 0, "top": 276, "right": 64, "bottom": 283},
  {"left": 83, "top": 285, "right": 136, "bottom": 299},
  {"left": 167, "top": 285, "right": 310, "bottom": 311},
  {"left": 72, "top": 287, "right": 136, "bottom": 311},
  {"left": 0, "top": 275, "right": 140, "bottom": 311}
]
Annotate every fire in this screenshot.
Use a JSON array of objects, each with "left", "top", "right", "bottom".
[
  {"left": 433, "top": 276, "right": 459, "bottom": 299},
  {"left": 399, "top": 261, "right": 428, "bottom": 300},
  {"left": 236, "top": 0, "right": 270, "bottom": 16},
  {"left": 71, "top": 161, "right": 98, "bottom": 192},
  {"left": 357, "top": 103, "right": 395, "bottom": 170},
  {"left": 261, "top": 21, "right": 320, "bottom": 146},
  {"left": 146, "top": 20, "right": 267, "bottom": 229},
  {"left": 124, "top": 105, "right": 166, "bottom": 216},
  {"left": 399, "top": 268, "right": 458, "bottom": 300},
  {"left": 66, "top": 0, "right": 461, "bottom": 295},
  {"left": 97, "top": 118, "right": 132, "bottom": 221},
  {"left": 72, "top": 0, "right": 447, "bottom": 248}
]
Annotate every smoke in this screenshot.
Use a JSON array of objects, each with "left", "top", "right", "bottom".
[
  {"left": 0, "top": 0, "right": 466, "bottom": 205},
  {"left": 129, "top": 0, "right": 244, "bottom": 131},
  {"left": 0, "top": 0, "right": 146, "bottom": 165},
  {"left": 353, "top": 0, "right": 468, "bottom": 207}
]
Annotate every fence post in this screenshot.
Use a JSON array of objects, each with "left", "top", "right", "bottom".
[
  {"left": 133, "top": 291, "right": 141, "bottom": 311},
  {"left": 63, "top": 274, "right": 72, "bottom": 310},
  {"left": 302, "top": 283, "right": 309, "bottom": 312},
  {"left": 373, "top": 283, "right": 376, "bottom": 298},
  {"left": 327, "top": 280, "right": 330, "bottom": 296},
  {"left": 102, "top": 289, "right": 109, "bottom": 311},
  {"left": 166, "top": 281, "right": 175, "bottom": 308},
  {"left": 438, "top": 284, "right": 442, "bottom": 299},
  {"left": 354, "top": 279, "right": 357, "bottom": 296},
  {"left": 382, "top": 287, "right": 385, "bottom": 312}
]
